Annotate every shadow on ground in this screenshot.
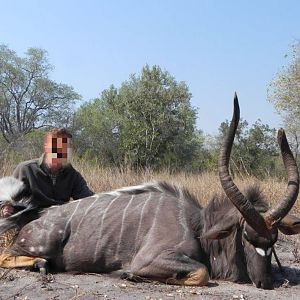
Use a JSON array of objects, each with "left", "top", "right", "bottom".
[{"left": 0, "top": 239, "right": 299, "bottom": 300}]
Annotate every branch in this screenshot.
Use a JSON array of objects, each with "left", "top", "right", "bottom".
[{"left": 17, "top": 70, "right": 36, "bottom": 103}]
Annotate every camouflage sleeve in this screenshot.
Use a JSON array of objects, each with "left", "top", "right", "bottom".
[{"left": 71, "top": 171, "right": 95, "bottom": 200}]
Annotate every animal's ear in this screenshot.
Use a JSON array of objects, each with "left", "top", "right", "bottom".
[
  {"left": 202, "top": 216, "right": 238, "bottom": 240},
  {"left": 277, "top": 214, "right": 300, "bottom": 235}
]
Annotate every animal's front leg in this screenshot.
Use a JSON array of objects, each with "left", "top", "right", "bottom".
[
  {"left": 120, "top": 271, "right": 151, "bottom": 283},
  {"left": 130, "top": 250, "right": 210, "bottom": 286},
  {"left": 33, "top": 257, "right": 48, "bottom": 275}
]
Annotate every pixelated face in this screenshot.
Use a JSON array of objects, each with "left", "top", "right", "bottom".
[{"left": 44, "top": 135, "right": 72, "bottom": 171}]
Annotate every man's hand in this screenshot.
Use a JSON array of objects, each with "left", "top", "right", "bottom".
[{"left": 0, "top": 202, "right": 15, "bottom": 218}]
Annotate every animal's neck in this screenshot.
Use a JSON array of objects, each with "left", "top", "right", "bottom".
[
  {"left": 210, "top": 232, "right": 248, "bottom": 281},
  {"left": 200, "top": 205, "right": 250, "bottom": 282}
]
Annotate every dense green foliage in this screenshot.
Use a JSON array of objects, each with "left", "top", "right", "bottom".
[
  {"left": 215, "top": 119, "right": 281, "bottom": 177},
  {"left": 74, "top": 65, "right": 202, "bottom": 170},
  {"left": 0, "top": 45, "right": 294, "bottom": 178},
  {"left": 268, "top": 41, "right": 300, "bottom": 158},
  {"left": 0, "top": 45, "right": 80, "bottom": 144}
]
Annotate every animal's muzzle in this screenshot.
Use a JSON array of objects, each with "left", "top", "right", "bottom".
[{"left": 255, "top": 277, "right": 273, "bottom": 290}]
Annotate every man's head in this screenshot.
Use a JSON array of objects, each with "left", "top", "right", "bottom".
[{"left": 44, "top": 128, "right": 72, "bottom": 173}]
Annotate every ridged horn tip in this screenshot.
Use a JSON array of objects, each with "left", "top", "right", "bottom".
[
  {"left": 277, "top": 128, "right": 286, "bottom": 146},
  {"left": 264, "top": 127, "right": 299, "bottom": 227},
  {"left": 233, "top": 93, "right": 240, "bottom": 121},
  {"left": 234, "top": 91, "right": 238, "bottom": 101}
]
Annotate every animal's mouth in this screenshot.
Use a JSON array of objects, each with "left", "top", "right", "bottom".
[{"left": 255, "top": 280, "right": 273, "bottom": 290}]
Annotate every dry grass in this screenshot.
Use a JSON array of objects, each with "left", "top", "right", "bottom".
[
  {"left": 1, "top": 158, "right": 300, "bottom": 245},
  {"left": 73, "top": 161, "right": 300, "bottom": 215},
  {"left": 75, "top": 163, "right": 299, "bottom": 245},
  {"left": 2, "top": 158, "right": 299, "bottom": 214}
]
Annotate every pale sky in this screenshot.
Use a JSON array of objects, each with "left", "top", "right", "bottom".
[{"left": 1, "top": 0, "right": 299, "bottom": 134}]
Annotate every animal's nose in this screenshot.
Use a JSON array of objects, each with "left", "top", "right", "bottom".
[
  {"left": 256, "top": 279, "right": 273, "bottom": 290},
  {"left": 262, "top": 281, "right": 273, "bottom": 290}
]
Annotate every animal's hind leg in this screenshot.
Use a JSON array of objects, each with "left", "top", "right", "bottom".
[
  {"left": 0, "top": 227, "right": 47, "bottom": 272},
  {"left": 130, "top": 250, "right": 209, "bottom": 286},
  {"left": 0, "top": 253, "right": 47, "bottom": 273}
]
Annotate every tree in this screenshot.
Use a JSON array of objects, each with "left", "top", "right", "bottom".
[
  {"left": 0, "top": 45, "right": 80, "bottom": 144},
  {"left": 215, "top": 119, "right": 278, "bottom": 177},
  {"left": 268, "top": 41, "right": 300, "bottom": 158},
  {"left": 73, "top": 87, "right": 121, "bottom": 166},
  {"left": 75, "top": 65, "right": 200, "bottom": 169}
]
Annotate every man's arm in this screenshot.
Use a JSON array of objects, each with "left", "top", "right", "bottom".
[
  {"left": 30, "top": 189, "right": 66, "bottom": 207},
  {"left": 13, "top": 163, "right": 65, "bottom": 208},
  {"left": 12, "top": 163, "right": 32, "bottom": 198},
  {"left": 72, "top": 171, "right": 94, "bottom": 200},
  {"left": 12, "top": 163, "right": 24, "bottom": 181}
]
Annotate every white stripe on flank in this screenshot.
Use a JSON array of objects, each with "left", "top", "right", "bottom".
[
  {"left": 115, "top": 195, "right": 134, "bottom": 259},
  {"left": 62, "top": 201, "right": 82, "bottom": 240},
  {"left": 75, "top": 197, "right": 100, "bottom": 232},
  {"left": 177, "top": 190, "right": 189, "bottom": 246},
  {"left": 133, "top": 193, "right": 152, "bottom": 253},
  {"left": 93, "top": 194, "right": 121, "bottom": 262},
  {"left": 144, "top": 194, "right": 163, "bottom": 246}
]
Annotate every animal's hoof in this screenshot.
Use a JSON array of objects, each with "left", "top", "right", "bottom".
[
  {"left": 120, "top": 272, "right": 149, "bottom": 283},
  {"left": 33, "top": 258, "right": 48, "bottom": 275},
  {"left": 120, "top": 272, "right": 131, "bottom": 280},
  {"left": 39, "top": 267, "right": 48, "bottom": 276}
]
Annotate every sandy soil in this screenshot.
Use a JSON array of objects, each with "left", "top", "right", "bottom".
[{"left": 0, "top": 239, "right": 299, "bottom": 300}]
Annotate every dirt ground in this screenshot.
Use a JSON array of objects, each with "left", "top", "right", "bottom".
[{"left": 0, "top": 238, "right": 299, "bottom": 300}]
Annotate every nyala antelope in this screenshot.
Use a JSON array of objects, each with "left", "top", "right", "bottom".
[{"left": 0, "top": 94, "right": 299, "bottom": 289}]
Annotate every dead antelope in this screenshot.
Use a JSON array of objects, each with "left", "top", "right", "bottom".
[{"left": 0, "top": 94, "right": 299, "bottom": 289}]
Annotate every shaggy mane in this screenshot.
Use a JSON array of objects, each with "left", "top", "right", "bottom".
[
  {"left": 205, "top": 184, "right": 269, "bottom": 215},
  {"left": 108, "top": 181, "right": 201, "bottom": 207}
]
